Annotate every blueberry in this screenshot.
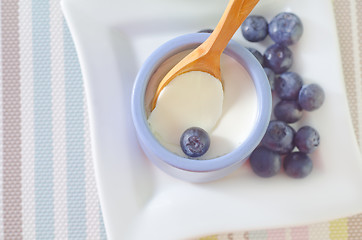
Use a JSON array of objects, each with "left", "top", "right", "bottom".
[
  {"left": 298, "top": 84, "right": 325, "bottom": 111},
  {"left": 180, "top": 127, "right": 210, "bottom": 158},
  {"left": 241, "top": 15, "right": 268, "bottom": 42},
  {"left": 274, "top": 100, "right": 303, "bottom": 123},
  {"left": 197, "top": 29, "right": 213, "bottom": 33},
  {"left": 294, "top": 126, "right": 320, "bottom": 153},
  {"left": 249, "top": 146, "right": 281, "bottom": 178},
  {"left": 247, "top": 47, "right": 264, "bottom": 66},
  {"left": 261, "top": 120, "right": 295, "bottom": 154},
  {"left": 263, "top": 43, "right": 293, "bottom": 74},
  {"left": 268, "top": 12, "right": 303, "bottom": 45},
  {"left": 283, "top": 152, "right": 313, "bottom": 178},
  {"left": 275, "top": 72, "right": 303, "bottom": 100},
  {"left": 264, "top": 67, "right": 275, "bottom": 90}
]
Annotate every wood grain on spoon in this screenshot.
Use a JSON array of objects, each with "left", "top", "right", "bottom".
[{"left": 151, "top": 0, "right": 260, "bottom": 110}]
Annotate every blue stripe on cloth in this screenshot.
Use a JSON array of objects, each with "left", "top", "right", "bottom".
[
  {"left": 32, "top": 0, "right": 54, "bottom": 239},
  {"left": 63, "top": 20, "right": 87, "bottom": 239}
]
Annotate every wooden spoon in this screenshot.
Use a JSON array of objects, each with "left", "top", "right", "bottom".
[{"left": 151, "top": 0, "right": 260, "bottom": 110}]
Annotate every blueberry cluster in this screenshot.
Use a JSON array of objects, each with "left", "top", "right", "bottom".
[
  {"left": 240, "top": 12, "right": 325, "bottom": 179},
  {"left": 251, "top": 121, "right": 319, "bottom": 179}
]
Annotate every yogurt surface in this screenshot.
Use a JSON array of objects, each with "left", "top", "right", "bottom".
[
  {"left": 145, "top": 50, "right": 258, "bottom": 159},
  {"left": 148, "top": 71, "right": 223, "bottom": 148}
]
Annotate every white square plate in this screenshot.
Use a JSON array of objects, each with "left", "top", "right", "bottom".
[{"left": 61, "top": 0, "right": 362, "bottom": 239}]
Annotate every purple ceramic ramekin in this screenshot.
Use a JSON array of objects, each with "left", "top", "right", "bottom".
[{"left": 131, "top": 33, "right": 271, "bottom": 183}]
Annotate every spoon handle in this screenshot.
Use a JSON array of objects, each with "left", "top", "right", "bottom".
[{"left": 203, "top": 0, "right": 260, "bottom": 55}]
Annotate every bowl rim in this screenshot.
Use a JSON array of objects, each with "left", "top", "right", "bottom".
[{"left": 131, "top": 33, "right": 272, "bottom": 172}]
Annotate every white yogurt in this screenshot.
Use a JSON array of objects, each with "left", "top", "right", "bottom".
[
  {"left": 148, "top": 71, "right": 223, "bottom": 147},
  {"left": 145, "top": 50, "right": 258, "bottom": 160}
]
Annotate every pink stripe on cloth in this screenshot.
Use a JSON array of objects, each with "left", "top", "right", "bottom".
[
  {"left": 348, "top": 214, "right": 362, "bottom": 240},
  {"left": 267, "top": 229, "right": 285, "bottom": 240},
  {"left": 291, "top": 226, "right": 309, "bottom": 240},
  {"left": 1, "top": 0, "right": 23, "bottom": 239}
]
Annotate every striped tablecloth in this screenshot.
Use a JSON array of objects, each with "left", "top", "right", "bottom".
[{"left": 0, "top": 0, "right": 361, "bottom": 239}]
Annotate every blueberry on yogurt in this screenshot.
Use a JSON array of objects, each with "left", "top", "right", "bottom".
[
  {"left": 180, "top": 127, "right": 210, "bottom": 158},
  {"left": 268, "top": 12, "right": 303, "bottom": 45},
  {"left": 241, "top": 15, "right": 268, "bottom": 42}
]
